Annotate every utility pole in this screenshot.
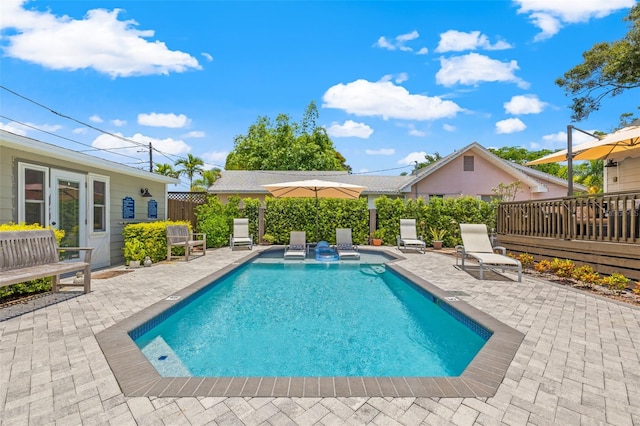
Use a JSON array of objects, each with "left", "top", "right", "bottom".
[{"left": 149, "top": 142, "right": 153, "bottom": 172}]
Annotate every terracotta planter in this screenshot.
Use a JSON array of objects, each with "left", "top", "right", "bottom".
[
  {"left": 372, "top": 239, "right": 383, "bottom": 246},
  {"left": 432, "top": 240, "right": 443, "bottom": 250}
]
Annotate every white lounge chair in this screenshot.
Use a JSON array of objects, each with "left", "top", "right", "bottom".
[
  {"left": 230, "top": 218, "right": 253, "bottom": 250},
  {"left": 335, "top": 228, "right": 360, "bottom": 259},
  {"left": 456, "top": 223, "right": 522, "bottom": 282},
  {"left": 284, "top": 231, "right": 308, "bottom": 259},
  {"left": 396, "top": 219, "right": 426, "bottom": 253}
]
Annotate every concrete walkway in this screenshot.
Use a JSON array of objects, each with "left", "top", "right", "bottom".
[{"left": 1, "top": 246, "right": 639, "bottom": 425}]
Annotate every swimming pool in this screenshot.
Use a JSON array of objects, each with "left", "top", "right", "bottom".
[
  {"left": 97, "top": 247, "right": 524, "bottom": 398},
  {"left": 133, "top": 262, "right": 488, "bottom": 377}
]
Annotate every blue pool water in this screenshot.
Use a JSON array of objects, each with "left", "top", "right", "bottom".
[{"left": 134, "top": 262, "right": 488, "bottom": 377}]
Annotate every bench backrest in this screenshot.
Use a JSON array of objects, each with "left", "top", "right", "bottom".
[
  {"left": 166, "top": 225, "right": 191, "bottom": 243},
  {"left": 0, "top": 229, "right": 60, "bottom": 272}
]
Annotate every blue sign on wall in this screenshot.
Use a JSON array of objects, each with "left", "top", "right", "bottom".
[
  {"left": 147, "top": 200, "right": 158, "bottom": 219},
  {"left": 122, "top": 196, "right": 135, "bottom": 219}
]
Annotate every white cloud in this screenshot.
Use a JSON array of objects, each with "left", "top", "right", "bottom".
[
  {"left": 111, "top": 119, "right": 127, "bottom": 127},
  {"left": 0, "top": 0, "right": 201, "bottom": 77},
  {"left": 416, "top": 47, "right": 429, "bottom": 55},
  {"left": 202, "top": 151, "right": 228, "bottom": 164},
  {"left": 514, "top": 0, "right": 636, "bottom": 41},
  {"left": 0, "top": 121, "right": 28, "bottom": 135},
  {"left": 138, "top": 112, "right": 190, "bottom": 128},
  {"left": 504, "top": 94, "right": 548, "bottom": 115},
  {"left": 435, "top": 30, "right": 512, "bottom": 53},
  {"left": 373, "top": 30, "right": 421, "bottom": 53},
  {"left": 395, "top": 72, "right": 409, "bottom": 84},
  {"left": 408, "top": 127, "right": 427, "bottom": 137},
  {"left": 365, "top": 148, "right": 395, "bottom": 155},
  {"left": 92, "top": 132, "right": 190, "bottom": 156},
  {"left": 72, "top": 127, "right": 87, "bottom": 134},
  {"left": 496, "top": 118, "right": 526, "bottom": 134},
  {"left": 323, "top": 79, "right": 463, "bottom": 121},
  {"left": 183, "top": 130, "right": 206, "bottom": 138},
  {"left": 201, "top": 52, "right": 213, "bottom": 62},
  {"left": 326, "top": 120, "right": 374, "bottom": 138},
  {"left": 90, "top": 115, "right": 103, "bottom": 123},
  {"left": 398, "top": 151, "right": 427, "bottom": 165},
  {"left": 443, "top": 123, "right": 456, "bottom": 132},
  {"left": 540, "top": 128, "right": 597, "bottom": 148},
  {"left": 436, "top": 53, "right": 529, "bottom": 89}
]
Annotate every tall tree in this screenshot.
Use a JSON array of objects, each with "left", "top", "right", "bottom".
[
  {"left": 556, "top": 3, "right": 640, "bottom": 121},
  {"left": 154, "top": 163, "right": 179, "bottom": 178},
  {"left": 573, "top": 160, "right": 604, "bottom": 193},
  {"left": 413, "top": 152, "right": 443, "bottom": 172},
  {"left": 225, "top": 101, "right": 350, "bottom": 171},
  {"left": 488, "top": 146, "right": 563, "bottom": 177},
  {"left": 175, "top": 154, "right": 205, "bottom": 190},
  {"left": 192, "top": 168, "right": 222, "bottom": 191}
]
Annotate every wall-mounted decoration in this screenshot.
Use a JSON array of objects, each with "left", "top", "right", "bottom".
[
  {"left": 147, "top": 199, "right": 158, "bottom": 219},
  {"left": 122, "top": 196, "right": 135, "bottom": 219}
]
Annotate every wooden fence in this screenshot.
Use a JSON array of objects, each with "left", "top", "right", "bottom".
[
  {"left": 167, "top": 192, "right": 207, "bottom": 229},
  {"left": 497, "top": 190, "right": 640, "bottom": 279}
]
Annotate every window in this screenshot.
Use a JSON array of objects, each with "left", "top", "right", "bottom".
[
  {"left": 429, "top": 194, "right": 444, "bottom": 200},
  {"left": 18, "top": 163, "right": 48, "bottom": 225},
  {"left": 93, "top": 180, "right": 106, "bottom": 231},
  {"left": 463, "top": 155, "right": 474, "bottom": 171},
  {"left": 480, "top": 195, "right": 493, "bottom": 203},
  {"left": 89, "top": 175, "right": 109, "bottom": 233}
]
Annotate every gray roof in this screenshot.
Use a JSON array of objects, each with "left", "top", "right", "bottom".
[{"left": 209, "top": 170, "right": 412, "bottom": 195}]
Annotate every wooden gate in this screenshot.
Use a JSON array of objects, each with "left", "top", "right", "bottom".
[{"left": 167, "top": 192, "right": 207, "bottom": 229}]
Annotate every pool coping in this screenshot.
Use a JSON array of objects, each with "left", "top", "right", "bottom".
[{"left": 96, "top": 247, "right": 524, "bottom": 398}]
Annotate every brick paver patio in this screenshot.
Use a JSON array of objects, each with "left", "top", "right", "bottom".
[{"left": 1, "top": 246, "right": 639, "bottom": 425}]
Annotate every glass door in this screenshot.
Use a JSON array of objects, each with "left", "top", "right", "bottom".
[{"left": 50, "top": 170, "right": 86, "bottom": 260}]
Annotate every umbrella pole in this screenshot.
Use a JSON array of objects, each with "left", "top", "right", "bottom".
[{"left": 315, "top": 193, "right": 319, "bottom": 242}]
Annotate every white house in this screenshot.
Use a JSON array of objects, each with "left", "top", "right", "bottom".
[{"left": 0, "top": 130, "right": 179, "bottom": 268}]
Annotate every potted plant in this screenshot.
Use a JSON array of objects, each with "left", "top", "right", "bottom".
[
  {"left": 371, "top": 229, "right": 384, "bottom": 246},
  {"left": 123, "top": 238, "right": 146, "bottom": 268},
  {"left": 429, "top": 227, "right": 447, "bottom": 250}
]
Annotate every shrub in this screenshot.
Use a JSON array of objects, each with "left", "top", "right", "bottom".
[
  {"left": 122, "top": 239, "right": 146, "bottom": 263},
  {"left": 572, "top": 265, "right": 600, "bottom": 287},
  {"left": 550, "top": 258, "right": 575, "bottom": 278},
  {"left": 122, "top": 221, "right": 185, "bottom": 263},
  {"left": 534, "top": 259, "right": 552, "bottom": 273},
  {"left": 600, "top": 273, "right": 630, "bottom": 295},
  {"left": 633, "top": 282, "right": 640, "bottom": 295},
  {"left": 516, "top": 253, "right": 534, "bottom": 269}
]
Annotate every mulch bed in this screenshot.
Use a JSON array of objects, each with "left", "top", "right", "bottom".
[{"left": 91, "top": 269, "right": 134, "bottom": 279}]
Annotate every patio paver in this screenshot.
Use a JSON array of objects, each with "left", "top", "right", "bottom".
[{"left": 1, "top": 246, "right": 639, "bottom": 425}]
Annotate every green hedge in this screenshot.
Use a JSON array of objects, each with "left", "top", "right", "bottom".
[
  {"left": 122, "top": 220, "right": 191, "bottom": 262},
  {"left": 264, "top": 197, "right": 369, "bottom": 244},
  {"left": 191, "top": 195, "right": 496, "bottom": 248}
]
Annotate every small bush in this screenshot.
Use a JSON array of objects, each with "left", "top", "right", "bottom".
[
  {"left": 534, "top": 259, "right": 552, "bottom": 273},
  {"left": 516, "top": 253, "right": 534, "bottom": 269},
  {"left": 572, "top": 265, "right": 600, "bottom": 287},
  {"left": 633, "top": 282, "right": 640, "bottom": 295},
  {"left": 600, "top": 273, "right": 630, "bottom": 295},
  {"left": 550, "top": 258, "right": 575, "bottom": 278}
]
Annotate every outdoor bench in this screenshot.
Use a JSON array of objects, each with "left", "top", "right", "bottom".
[
  {"left": 0, "top": 229, "right": 93, "bottom": 294},
  {"left": 166, "top": 225, "right": 206, "bottom": 261}
]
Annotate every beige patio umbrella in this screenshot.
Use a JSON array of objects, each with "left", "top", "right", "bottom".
[
  {"left": 526, "top": 125, "right": 640, "bottom": 165},
  {"left": 262, "top": 179, "right": 366, "bottom": 241}
]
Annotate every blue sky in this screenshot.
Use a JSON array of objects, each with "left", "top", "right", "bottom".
[{"left": 1, "top": 0, "right": 638, "bottom": 190}]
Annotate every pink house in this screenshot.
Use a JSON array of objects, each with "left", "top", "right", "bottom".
[{"left": 208, "top": 142, "right": 581, "bottom": 204}]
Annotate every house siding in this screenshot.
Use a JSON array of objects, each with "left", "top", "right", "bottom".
[
  {"left": 0, "top": 144, "right": 170, "bottom": 267},
  {"left": 605, "top": 156, "right": 640, "bottom": 193}
]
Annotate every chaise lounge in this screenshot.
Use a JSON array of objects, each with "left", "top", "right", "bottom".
[
  {"left": 335, "top": 228, "right": 360, "bottom": 259},
  {"left": 396, "top": 219, "right": 426, "bottom": 253},
  {"left": 284, "top": 231, "right": 308, "bottom": 260},
  {"left": 456, "top": 223, "right": 522, "bottom": 282}
]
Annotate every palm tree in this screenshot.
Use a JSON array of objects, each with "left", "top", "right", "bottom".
[
  {"left": 154, "top": 163, "right": 179, "bottom": 178},
  {"left": 574, "top": 160, "right": 604, "bottom": 193},
  {"left": 175, "top": 154, "right": 205, "bottom": 190},
  {"left": 192, "top": 168, "right": 222, "bottom": 191}
]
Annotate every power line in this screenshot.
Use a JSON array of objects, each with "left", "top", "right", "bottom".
[{"left": 0, "top": 114, "right": 143, "bottom": 162}]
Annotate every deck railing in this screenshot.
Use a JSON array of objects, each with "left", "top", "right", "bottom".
[{"left": 497, "top": 191, "right": 640, "bottom": 244}]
